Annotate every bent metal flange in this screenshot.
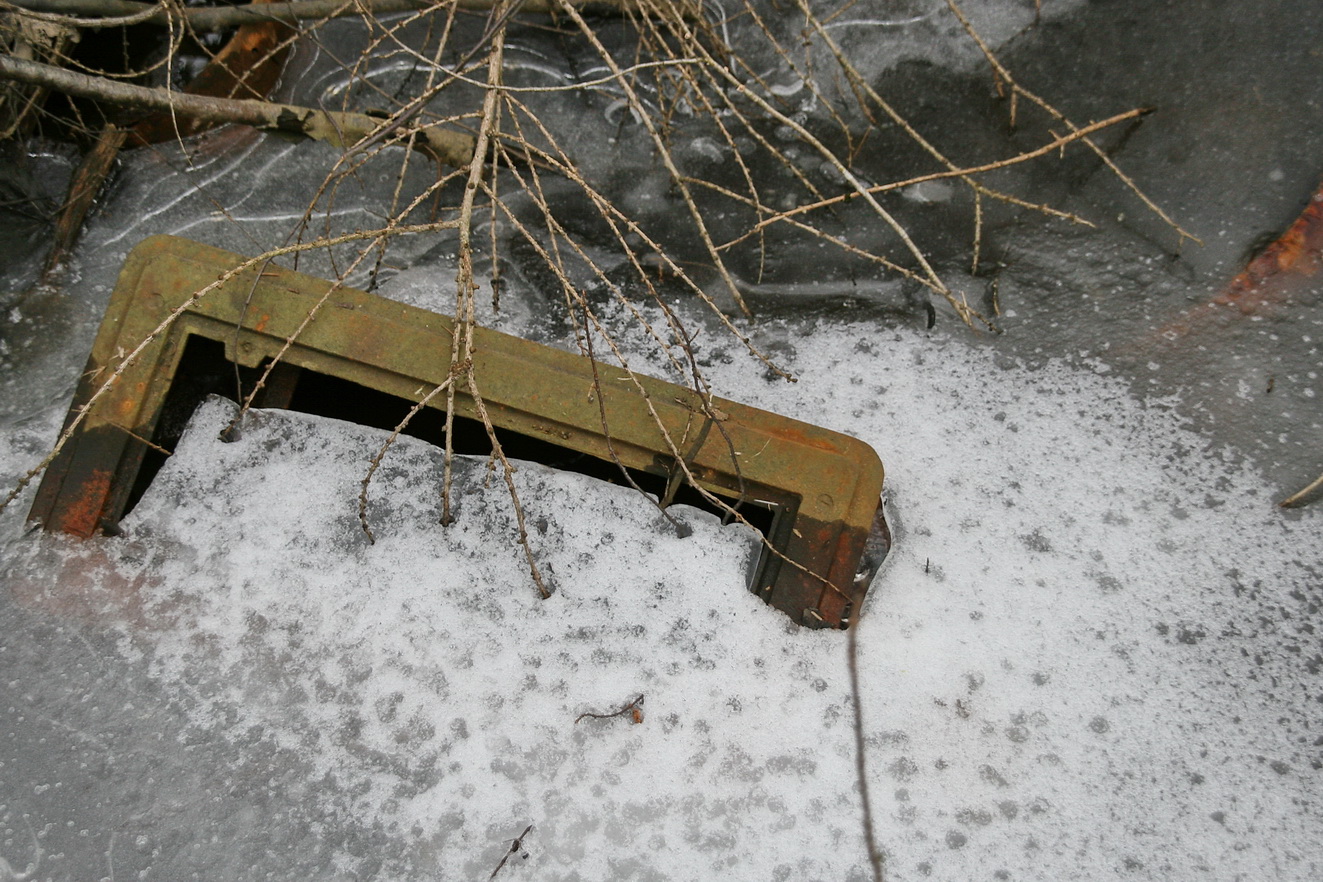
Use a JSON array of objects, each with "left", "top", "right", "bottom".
[{"left": 29, "top": 236, "right": 889, "bottom": 627}]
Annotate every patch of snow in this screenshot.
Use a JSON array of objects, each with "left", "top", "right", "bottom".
[{"left": 6, "top": 319, "right": 1310, "bottom": 880}]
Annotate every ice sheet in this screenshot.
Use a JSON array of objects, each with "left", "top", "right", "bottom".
[
  {"left": 5, "top": 319, "right": 1314, "bottom": 881},
  {"left": 1, "top": 1, "right": 1321, "bottom": 879}
]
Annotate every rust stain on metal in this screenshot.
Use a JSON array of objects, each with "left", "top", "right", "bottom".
[
  {"left": 129, "top": 0, "right": 293, "bottom": 146},
  {"left": 1219, "top": 183, "right": 1323, "bottom": 309},
  {"left": 60, "top": 467, "right": 113, "bottom": 539},
  {"left": 29, "top": 236, "right": 891, "bottom": 628},
  {"left": 761, "top": 424, "right": 840, "bottom": 453}
]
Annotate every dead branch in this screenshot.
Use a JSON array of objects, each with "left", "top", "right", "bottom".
[
  {"left": 575, "top": 693, "right": 644, "bottom": 724},
  {"left": 942, "top": 0, "right": 1200, "bottom": 247},
  {"left": 750, "top": 108, "right": 1148, "bottom": 235},
  {"left": 0, "top": 10, "right": 79, "bottom": 137},
  {"left": 648, "top": 0, "right": 966, "bottom": 321},
  {"left": 848, "top": 590, "right": 884, "bottom": 882},
  {"left": 0, "top": 53, "right": 476, "bottom": 167},
  {"left": 358, "top": 377, "right": 456, "bottom": 542},
  {"left": 442, "top": 1, "right": 506, "bottom": 528},
  {"left": 485, "top": 116, "right": 793, "bottom": 378},
  {"left": 1280, "top": 471, "right": 1323, "bottom": 509},
  {"left": 41, "top": 124, "right": 126, "bottom": 277},
  {"left": 792, "top": 0, "right": 1092, "bottom": 258},
  {"left": 437, "top": 1, "right": 551, "bottom": 600},
  {"left": 488, "top": 823, "right": 534, "bottom": 881},
  {"left": 4, "top": 0, "right": 695, "bottom": 30},
  {"left": 553, "top": 0, "right": 758, "bottom": 318}
]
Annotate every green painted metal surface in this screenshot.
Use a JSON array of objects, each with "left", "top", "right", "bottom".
[{"left": 30, "top": 236, "right": 889, "bottom": 626}]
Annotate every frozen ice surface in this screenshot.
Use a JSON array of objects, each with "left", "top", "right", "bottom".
[
  {"left": 5, "top": 323, "right": 1318, "bottom": 881},
  {"left": 1, "top": 0, "right": 1322, "bottom": 878}
]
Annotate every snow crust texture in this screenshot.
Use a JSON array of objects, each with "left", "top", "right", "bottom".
[{"left": 5, "top": 323, "right": 1315, "bottom": 881}]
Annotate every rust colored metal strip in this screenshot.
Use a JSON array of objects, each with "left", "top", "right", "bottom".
[
  {"left": 29, "top": 235, "right": 889, "bottom": 627},
  {"left": 130, "top": 0, "right": 293, "bottom": 146}
]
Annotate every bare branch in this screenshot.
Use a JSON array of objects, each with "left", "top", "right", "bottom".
[
  {"left": 1280, "top": 471, "right": 1323, "bottom": 509},
  {"left": 0, "top": 53, "right": 476, "bottom": 167},
  {"left": 942, "top": 0, "right": 1200, "bottom": 247},
  {"left": 488, "top": 823, "right": 534, "bottom": 880},
  {"left": 848, "top": 598, "right": 885, "bottom": 882},
  {"left": 3, "top": 0, "right": 695, "bottom": 30},
  {"left": 750, "top": 109, "right": 1146, "bottom": 234},
  {"left": 575, "top": 693, "right": 644, "bottom": 724},
  {"left": 357, "top": 377, "right": 456, "bottom": 542}
]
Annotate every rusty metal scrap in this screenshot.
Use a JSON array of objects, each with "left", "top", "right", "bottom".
[{"left": 30, "top": 235, "right": 889, "bottom": 627}]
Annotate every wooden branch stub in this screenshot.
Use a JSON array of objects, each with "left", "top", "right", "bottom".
[
  {"left": 6, "top": 0, "right": 694, "bottom": 30},
  {"left": 0, "top": 53, "right": 477, "bottom": 167}
]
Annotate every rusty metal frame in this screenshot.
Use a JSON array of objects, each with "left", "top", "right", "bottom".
[{"left": 29, "top": 236, "right": 888, "bottom": 627}]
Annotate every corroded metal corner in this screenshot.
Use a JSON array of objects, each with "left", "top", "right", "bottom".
[{"left": 29, "top": 236, "right": 889, "bottom": 627}]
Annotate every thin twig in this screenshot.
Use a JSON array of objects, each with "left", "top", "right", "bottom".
[
  {"left": 749, "top": 110, "right": 1145, "bottom": 234},
  {"left": 1280, "top": 471, "right": 1323, "bottom": 509},
  {"left": 848, "top": 595, "right": 884, "bottom": 882},
  {"left": 575, "top": 693, "right": 644, "bottom": 724},
  {"left": 942, "top": 0, "right": 1200, "bottom": 247},
  {"left": 357, "top": 377, "right": 456, "bottom": 542},
  {"left": 0, "top": 53, "right": 477, "bottom": 167},
  {"left": 3, "top": 0, "right": 692, "bottom": 29},
  {"left": 488, "top": 823, "right": 534, "bottom": 881},
  {"left": 554, "top": 0, "right": 757, "bottom": 318}
]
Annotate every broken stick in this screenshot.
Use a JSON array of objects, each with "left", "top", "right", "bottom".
[
  {"left": 0, "top": 54, "right": 476, "bottom": 167},
  {"left": 574, "top": 693, "right": 644, "bottom": 724}
]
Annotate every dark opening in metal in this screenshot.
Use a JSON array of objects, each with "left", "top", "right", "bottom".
[{"left": 124, "top": 334, "right": 776, "bottom": 542}]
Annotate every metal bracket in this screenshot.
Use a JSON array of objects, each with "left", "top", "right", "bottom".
[{"left": 29, "top": 236, "right": 889, "bottom": 627}]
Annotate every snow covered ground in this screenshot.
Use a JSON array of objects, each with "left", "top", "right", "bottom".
[
  {"left": 3, "top": 315, "right": 1318, "bottom": 881},
  {"left": 1, "top": 0, "right": 1321, "bottom": 880}
]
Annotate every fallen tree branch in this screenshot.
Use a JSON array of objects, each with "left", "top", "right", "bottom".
[
  {"left": 488, "top": 823, "right": 534, "bottom": 880},
  {"left": 1280, "top": 471, "right": 1323, "bottom": 509},
  {"left": 41, "top": 124, "right": 127, "bottom": 277},
  {"left": 3, "top": 0, "right": 694, "bottom": 30},
  {"left": 750, "top": 108, "right": 1149, "bottom": 235},
  {"left": 0, "top": 52, "right": 476, "bottom": 166},
  {"left": 847, "top": 588, "right": 885, "bottom": 882},
  {"left": 943, "top": 0, "right": 1200, "bottom": 247},
  {"left": 574, "top": 693, "right": 644, "bottom": 724}
]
